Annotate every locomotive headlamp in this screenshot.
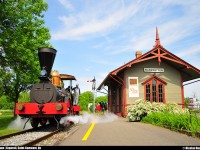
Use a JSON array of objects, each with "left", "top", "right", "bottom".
[
  {"left": 17, "top": 104, "right": 24, "bottom": 111},
  {"left": 40, "top": 66, "right": 47, "bottom": 77},
  {"left": 56, "top": 103, "right": 63, "bottom": 111}
]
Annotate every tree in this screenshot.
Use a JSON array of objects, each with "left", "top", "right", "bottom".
[
  {"left": 79, "top": 91, "right": 94, "bottom": 111},
  {"left": 184, "top": 97, "right": 190, "bottom": 109},
  {"left": 0, "top": 0, "right": 52, "bottom": 104},
  {"left": 95, "top": 95, "right": 108, "bottom": 104}
]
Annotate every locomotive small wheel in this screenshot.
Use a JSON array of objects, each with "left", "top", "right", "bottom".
[
  {"left": 56, "top": 103, "right": 63, "bottom": 111},
  {"left": 17, "top": 104, "right": 24, "bottom": 111},
  {"left": 40, "top": 118, "right": 47, "bottom": 126},
  {"left": 30, "top": 118, "right": 39, "bottom": 128}
]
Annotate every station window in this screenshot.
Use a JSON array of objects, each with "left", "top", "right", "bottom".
[{"left": 142, "top": 75, "right": 167, "bottom": 103}]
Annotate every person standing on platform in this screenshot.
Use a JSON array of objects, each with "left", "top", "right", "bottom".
[{"left": 72, "top": 84, "right": 81, "bottom": 105}]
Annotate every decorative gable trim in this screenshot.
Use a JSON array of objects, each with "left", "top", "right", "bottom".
[{"left": 142, "top": 74, "right": 167, "bottom": 85}]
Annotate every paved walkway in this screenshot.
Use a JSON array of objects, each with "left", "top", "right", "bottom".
[{"left": 57, "top": 113, "right": 200, "bottom": 146}]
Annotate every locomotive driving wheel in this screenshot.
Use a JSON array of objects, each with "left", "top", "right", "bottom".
[
  {"left": 40, "top": 118, "right": 47, "bottom": 126},
  {"left": 30, "top": 118, "right": 39, "bottom": 128}
]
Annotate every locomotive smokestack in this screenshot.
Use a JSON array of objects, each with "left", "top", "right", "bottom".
[{"left": 38, "top": 47, "right": 57, "bottom": 78}]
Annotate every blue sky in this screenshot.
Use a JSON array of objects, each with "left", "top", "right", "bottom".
[{"left": 44, "top": 0, "right": 200, "bottom": 99}]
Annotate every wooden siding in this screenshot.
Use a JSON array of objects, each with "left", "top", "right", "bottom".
[{"left": 125, "top": 58, "right": 182, "bottom": 104}]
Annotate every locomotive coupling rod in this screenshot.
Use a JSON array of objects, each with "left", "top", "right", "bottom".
[
  {"left": 23, "top": 118, "right": 31, "bottom": 129},
  {"left": 54, "top": 116, "right": 60, "bottom": 129}
]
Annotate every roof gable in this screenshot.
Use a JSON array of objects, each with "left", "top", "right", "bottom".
[
  {"left": 111, "top": 44, "right": 200, "bottom": 76},
  {"left": 97, "top": 28, "right": 200, "bottom": 90},
  {"left": 111, "top": 28, "right": 200, "bottom": 82}
]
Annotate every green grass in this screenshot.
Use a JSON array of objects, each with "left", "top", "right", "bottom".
[
  {"left": 0, "top": 110, "right": 20, "bottom": 136},
  {"left": 141, "top": 111, "right": 200, "bottom": 137}
]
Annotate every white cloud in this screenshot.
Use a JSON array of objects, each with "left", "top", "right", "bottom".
[
  {"left": 52, "top": 1, "right": 140, "bottom": 40},
  {"left": 99, "top": 0, "right": 200, "bottom": 55},
  {"left": 176, "top": 44, "right": 200, "bottom": 58},
  {"left": 58, "top": 0, "right": 74, "bottom": 11},
  {"left": 84, "top": 66, "right": 92, "bottom": 72},
  {"left": 46, "top": 0, "right": 200, "bottom": 101},
  {"left": 92, "top": 59, "right": 112, "bottom": 66}
]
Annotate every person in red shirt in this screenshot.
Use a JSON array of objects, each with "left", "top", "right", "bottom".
[{"left": 95, "top": 103, "right": 102, "bottom": 112}]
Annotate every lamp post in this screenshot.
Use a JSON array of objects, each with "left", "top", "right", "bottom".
[{"left": 87, "top": 76, "right": 96, "bottom": 113}]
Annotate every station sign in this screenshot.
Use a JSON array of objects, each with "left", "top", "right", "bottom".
[{"left": 144, "top": 68, "right": 164, "bottom": 73}]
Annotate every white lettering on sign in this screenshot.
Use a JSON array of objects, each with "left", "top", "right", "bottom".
[{"left": 144, "top": 68, "right": 164, "bottom": 73}]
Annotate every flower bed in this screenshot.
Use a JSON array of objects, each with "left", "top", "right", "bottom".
[{"left": 127, "top": 100, "right": 200, "bottom": 138}]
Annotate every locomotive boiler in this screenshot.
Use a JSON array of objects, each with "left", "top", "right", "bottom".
[
  {"left": 30, "top": 47, "right": 62, "bottom": 104},
  {"left": 15, "top": 47, "right": 80, "bottom": 128}
]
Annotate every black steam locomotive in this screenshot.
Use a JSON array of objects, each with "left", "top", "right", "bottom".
[{"left": 15, "top": 47, "right": 80, "bottom": 128}]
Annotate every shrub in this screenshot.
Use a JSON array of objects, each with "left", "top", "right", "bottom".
[
  {"left": 0, "top": 95, "right": 14, "bottom": 110},
  {"left": 18, "top": 92, "right": 30, "bottom": 102},
  {"left": 127, "top": 100, "right": 189, "bottom": 122},
  {"left": 142, "top": 111, "right": 200, "bottom": 135},
  {"left": 184, "top": 97, "right": 190, "bottom": 108}
]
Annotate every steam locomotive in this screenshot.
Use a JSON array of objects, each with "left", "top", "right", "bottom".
[{"left": 15, "top": 47, "right": 80, "bottom": 128}]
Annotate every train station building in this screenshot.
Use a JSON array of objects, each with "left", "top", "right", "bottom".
[{"left": 97, "top": 28, "right": 200, "bottom": 117}]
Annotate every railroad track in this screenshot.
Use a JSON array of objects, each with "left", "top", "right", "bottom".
[
  {"left": 0, "top": 125, "right": 60, "bottom": 146},
  {"left": 21, "top": 129, "right": 60, "bottom": 146},
  {"left": 0, "top": 127, "right": 36, "bottom": 140}
]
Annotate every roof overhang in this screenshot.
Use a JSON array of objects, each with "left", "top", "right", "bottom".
[{"left": 60, "top": 74, "right": 76, "bottom": 80}]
